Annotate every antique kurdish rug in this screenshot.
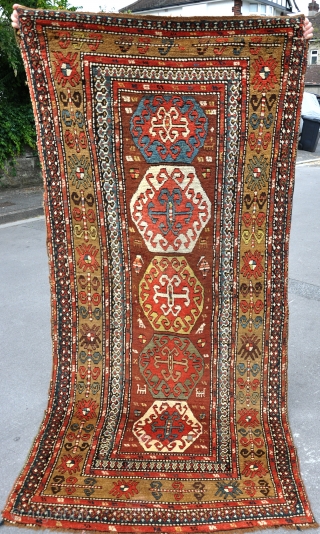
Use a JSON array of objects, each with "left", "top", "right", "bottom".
[{"left": 3, "top": 8, "right": 316, "bottom": 533}]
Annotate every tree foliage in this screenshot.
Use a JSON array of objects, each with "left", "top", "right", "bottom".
[{"left": 0, "top": 0, "right": 80, "bottom": 170}]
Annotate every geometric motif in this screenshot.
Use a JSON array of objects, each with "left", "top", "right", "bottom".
[
  {"left": 252, "top": 57, "right": 278, "bottom": 92},
  {"left": 139, "top": 334, "right": 204, "bottom": 399},
  {"left": 245, "top": 155, "right": 269, "bottom": 190},
  {"left": 130, "top": 95, "right": 208, "bottom": 163},
  {"left": 132, "top": 400, "right": 202, "bottom": 452},
  {"left": 139, "top": 256, "right": 204, "bottom": 334},
  {"left": 130, "top": 165, "right": 211, "bottom": 253},
  {"left": 53, "top": 51, "right": 80, "bottom": 88}
]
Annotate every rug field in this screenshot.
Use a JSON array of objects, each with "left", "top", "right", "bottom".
[{"left": 3, "top": 8, "right": 316, "bottom": 533}]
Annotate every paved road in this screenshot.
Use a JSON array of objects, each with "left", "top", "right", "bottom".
[{"left": 0, "top": 165, "right": 319, "bottom": 533}]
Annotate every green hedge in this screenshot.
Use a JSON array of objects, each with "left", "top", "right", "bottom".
[
  {"left": 0, "top": 0, "right": 80, "bottom": 170},
  {"left": 0, "top": 102, "right": 37, "bottom": 170}
]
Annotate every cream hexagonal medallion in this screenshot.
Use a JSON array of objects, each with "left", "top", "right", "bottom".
[
  {"left": 130, "top": 165, "right": 211, "bottom": 253},
  {"left": 132, "top": 400, "right": 202, "bottom": 453}
]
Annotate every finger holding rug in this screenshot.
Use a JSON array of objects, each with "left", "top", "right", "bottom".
[
  {"left": 303, "top": 17, "right": 314, "bottom": 39},
  {"left": 11, "top": 4, "right": 314, "bottom": 39},
  {"left": 11, "top": 4, "right": 20, "bottom": 28}
]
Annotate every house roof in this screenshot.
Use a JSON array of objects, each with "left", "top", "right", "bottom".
[
  {"left": 120, "top": 0, "right": 294, "bottom": 13},
  {"left": 305, "top": 65, "right": 320, "bottom": 85},
  {"left": 119, "top": 0, "right": 226, "bottom": 13}
]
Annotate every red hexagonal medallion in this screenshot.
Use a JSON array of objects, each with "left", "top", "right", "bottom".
[{"left": 139, "top": 334, "right": 204, "bottom": 399}]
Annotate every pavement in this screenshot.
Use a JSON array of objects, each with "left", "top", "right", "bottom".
[
  {"left": 0, "top": 186, "right": 44, "bottom": 225},
  {"left": 296, "top": 135, "right": 320, "bottom": 165},
  {"left": 0, "top": 150, "right": 319, "bottom": 534}
]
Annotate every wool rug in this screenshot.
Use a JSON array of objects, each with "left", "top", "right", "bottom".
[{"left": 3, "top": 8, "right": 316, "bottom": 533}]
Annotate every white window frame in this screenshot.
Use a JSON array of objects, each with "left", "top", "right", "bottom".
[
  {"left": 249, "top": 3, "right": 274, "bottom": 15},
  {"left": 310, "top": 50, "right": 318, "bottom": 65}
]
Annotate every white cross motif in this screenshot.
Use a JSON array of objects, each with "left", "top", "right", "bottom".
[
  {"left": 150, "top": 106, "right": 190, "bottom": 144},
  {"left": 153, "top": 274, "right": 190, "bottom": 316}
]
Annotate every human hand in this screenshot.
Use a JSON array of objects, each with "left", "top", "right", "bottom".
[
  {"left": 303, "top": 18, "right": 313, "bottom": 40},
  {"left": 11, "top": 4, "right": 21, "bottom": 29}
]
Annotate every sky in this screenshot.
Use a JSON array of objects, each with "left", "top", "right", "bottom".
[
  {"left": 76, "top": 0, "right": 134, "bottom": 12},
  {"left": 75, "top": 0, "right": 311, "bottom": 15}
]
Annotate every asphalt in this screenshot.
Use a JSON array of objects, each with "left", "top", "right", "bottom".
[
  {"left": 0, "top": 186, "right": 44, "bottom": 225},
  {"left": 0, "top": 150, "right": 319, "bottom": 534}
]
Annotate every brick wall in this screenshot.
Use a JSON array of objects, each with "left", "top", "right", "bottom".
[{"left": 0, "top": 147, "right": 42, "bottom": 189}]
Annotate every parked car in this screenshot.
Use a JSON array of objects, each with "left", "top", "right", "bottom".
[
  {"left": 298, "top": 92, "right": 320, "bottom": 152},
  {"left": 314, "top": 94, "right": 320, "bottom": 106}
]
